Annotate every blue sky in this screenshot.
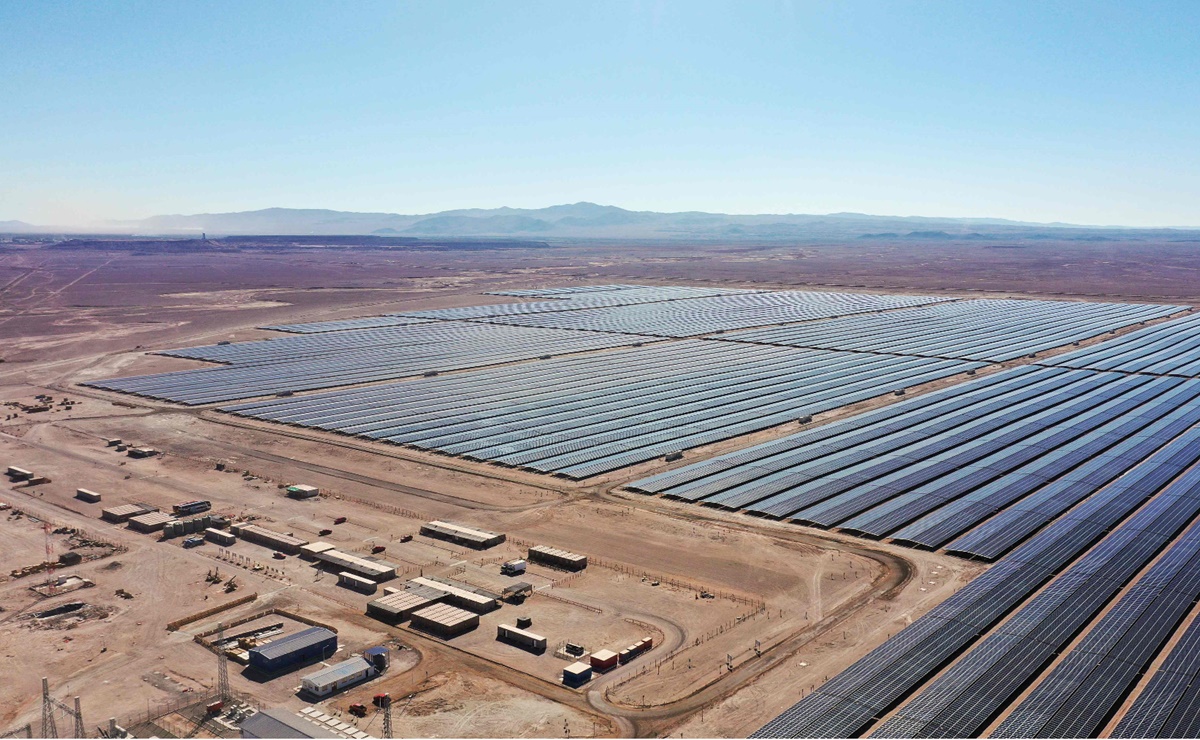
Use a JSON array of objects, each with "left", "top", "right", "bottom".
[{"left": 2, "top": 1, "right": 1198, "bottom": 226}]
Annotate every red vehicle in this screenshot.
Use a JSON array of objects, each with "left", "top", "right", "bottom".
[
  {"left": 273, "top": 552, "right": 286, "bottom": 560},
  {"left": 333, "top": 516, "right": 347, "bottom": 525},
  {"left": 371, "top": 545, "right": 386, "bottom": 554},
  {"left": 348, "top": 703, "right": 367, "bottom": 718},
  {"left": 206, "top": 701, "right": 224, "bottom": 714}
]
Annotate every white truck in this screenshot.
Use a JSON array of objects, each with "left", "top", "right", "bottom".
[{"left": 501, "top": 559, "right": 527, "bottom": 576}]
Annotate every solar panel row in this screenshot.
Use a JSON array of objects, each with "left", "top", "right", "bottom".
[
  {"left": 392, "top": 284, "right": 764, "bottom": 320},
  {"left": 634, "top": 366, "right": 1200, "bottom": 559},
  {"left": 993, "top": 516, "right": 1200, "bottom": 738},
  {"left": 719, "top": 299, "right": 1184, "bottom": 362},
  {"left": 1113, "top": 609, "right": 1200, "bottom": 738},
  {"left": 751, "top": 429, "right": 1200, "bottom": 738},
  {"left": 83, "top": 324, "right": 660, "bottom": 405},
  {"left": 484, "top": 283, "right": 646, "bottom": 297},
  {"left": 223, "top": 340, "right": 982, "bottom": 478},
  {"left": 872, "top": 464, "right": 1200, "bottom": 738},
  {"left": 262, "top": 315, "right": 437, "bottom": 334},
  {"left": 480, "top": 290, "right": 954, "bottom": 337},
  {"left": 1042, "top": 310, "right": 1200, "bottom": 377}
]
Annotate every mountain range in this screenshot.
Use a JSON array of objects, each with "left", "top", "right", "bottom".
[{"left": 5, "top": 204, "right": 1199, "bottom": 241}]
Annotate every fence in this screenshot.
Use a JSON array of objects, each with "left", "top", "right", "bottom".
[
  {"left": 120, "top": 687, "right": 260, "bottom": 736},
  {"left": 167, "top": 593, "right": 258, "bottom": 631}
]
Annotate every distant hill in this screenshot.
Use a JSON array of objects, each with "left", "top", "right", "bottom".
[{"left": 6, "top": 203, "right": 1200, "bottom": 242}]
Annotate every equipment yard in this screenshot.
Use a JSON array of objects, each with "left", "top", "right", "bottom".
[{"left": 3, "top": 241, "right": 1200, "bottom": 738}]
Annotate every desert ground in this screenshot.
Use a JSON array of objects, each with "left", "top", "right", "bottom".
[{"left": 1, "top": 238, "right": 1196, "bottom": 738}]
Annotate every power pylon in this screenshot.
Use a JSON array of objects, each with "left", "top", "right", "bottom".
[
  {"left": 41, "top": 678, "right": 57, "bottom": 739},
  {"left": 216, "top": 624, "right": 231, "bottom": 702},
  {"left": 381, "top": 694, "right": 392, "bottom": 739}
]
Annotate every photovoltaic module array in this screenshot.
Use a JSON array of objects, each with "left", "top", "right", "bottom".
[
  {"left": 83, "top": 322, "right": 663, "bottom": 404},
  {"left": 222, "top": 341, "right": 983, "bottom": 478},
  {"left": 720, "top": 299, "right": 1185, "bottom": 362},
  {"left": 630, "top": 365, "right": 1200, "bottom": 557},
  {"left": 1041, "top": 309, "right": 1200, "bottom": 376},
  {"left": 752, "top": 425, "right": 1200, "bottom": 738},
  {"left": 478, "top": 290, "right": 955, "bottom": 336}
]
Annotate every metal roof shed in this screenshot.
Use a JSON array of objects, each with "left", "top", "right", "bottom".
[{"left": 248, "top": 626, "right": 337, "bottom": 674}]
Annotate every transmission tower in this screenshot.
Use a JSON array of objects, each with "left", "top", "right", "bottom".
[
  {"left": 41, "top": 678, "right": 57, "bottom": 739},
  {"left": 39, "top": 678, "right": 85, "bottom": 739},
  {"left": 216, "top": 623, "right": 231, "bottom": 702}
]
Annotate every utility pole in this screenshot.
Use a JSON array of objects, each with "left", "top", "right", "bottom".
[{"left": 216, "top": 624, "right": 231, "bottom": 702}]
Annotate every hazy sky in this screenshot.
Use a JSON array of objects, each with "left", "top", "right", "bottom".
[{"left": 2, "top": 1, "right": 1198, "bottom": 226}]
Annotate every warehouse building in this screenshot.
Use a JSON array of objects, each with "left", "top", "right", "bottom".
[
  {"left": 75, "top": 488, "right": 102, "bottom": 503},
  {"left": 300, "top": 656, "right": 376, "bottom": 697},
  {"left": 365, "top": 588, "right": 446, "bottom": 625},
  {"left": 420, "top": 520, "right": 505, "bottom": 549},
  {"left": 313, "top": 548, "right": 396, "bottom": 581},
  {"left": 528, "top": 545, "right": 588, "bottom": 571},
  {"left": 128, "top": 511, "right": 176, "bottom": 533},
  {"left": 497, "top": 624, "right": 547, "bottom": 653},
  {"left": 230, "top": 523, "right": 309, "bottom": 555},
  {"left": 101, "top": 503, "right": 153, "bottom": 523},
  {"left": 248, "top": 626, "right": 337, "bottom": 674},
  {"left": 408, "top": 576, "right": 499, "bottom": 613},
  {"left": 409, "top": 603, "right": 479, "bottom": 638}
]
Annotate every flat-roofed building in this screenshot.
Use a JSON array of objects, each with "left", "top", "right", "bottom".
[
  {"left": 419, "top": 520, "right": 505, "bottom": 549},
  {"left": 366, "top": 590, "right": 446, "bottom": 624},
  {"left": 528, "top": 544, "right": 588, "bottom": 571},
  {"left": 300, "top": 656, "right": 376, "bottom": 697},
  {"left": 409, "top": 603, "right": 479, "bottom": 638},
  {"left": 314, "top": 548, "right": 396, "bottom": 581}
]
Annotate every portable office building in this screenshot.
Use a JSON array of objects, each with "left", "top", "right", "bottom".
[
  {"left": 206, "top": 527, "right": 237, "bottom": 546},
  {"left": 75, "top": 489, "right": 102, "bottom": 503},
  {"left": 590, "top": 649, "right": 620, "bottom": 672},
  {"left": 300, "top": 656, "right": 375, "bottom": 697},
  {"left": 287, "top": 484, "right": 320, "bottom": 499},
  {"left": 563, "top": 662, "right": 592, "bottom": 687},
  {"left": 338, "top": 571, "right": 378, "bottom": 594},
  {"left": 497, "top": 624, "right": 547, "bottom": 653}
]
